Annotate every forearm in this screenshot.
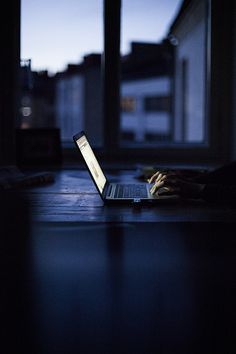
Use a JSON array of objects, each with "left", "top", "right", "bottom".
[{"left": 200, "top": 184, "right": 236, "bottom": 205}]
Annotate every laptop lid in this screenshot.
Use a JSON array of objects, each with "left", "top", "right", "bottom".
[{"left": 73, "top": 131, "right": 108, "bottom": 199}]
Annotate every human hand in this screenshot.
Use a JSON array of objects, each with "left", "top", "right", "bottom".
[
  {"left": 148, "top": 168, "right": 208, "bottom": 183},
  {"left": 148, "top": 171, "right": 205, "bottom": 199}
]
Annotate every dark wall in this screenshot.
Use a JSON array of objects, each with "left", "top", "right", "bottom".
[{"left": 0, "top": 0, "right": 20, "bottom": 165}]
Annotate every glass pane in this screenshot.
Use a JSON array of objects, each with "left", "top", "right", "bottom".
[
  {"left": 20, "top": 0, "right": 103, "bottom": 146},
  {"left": 120, "top": 0, "right": 208, "bottom": 146}
]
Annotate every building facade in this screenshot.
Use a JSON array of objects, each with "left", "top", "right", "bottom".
[
  {"left": 55, "top": 55, "right": 103, "bottom": 146},
  {"left": 55, "top": 41, "right": 174, "bottom": 146},
  {"left": 169, "top": 0, "right": 208, "bottom": 143},
  {"left": 121, "top": 41, "right": 174, "bottom": 144}
]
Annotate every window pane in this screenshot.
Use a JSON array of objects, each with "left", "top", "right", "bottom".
[
  {"left": 144, "top": 96, "right": 171, "bottom": 112},
  {"left": 120, "top": 0, "right": 208, "bottom": 146},
  {"left": 171, "top": 1, "right": 208, "bottom": 143},
  {"left": 20, "top": 0, "right": 103, "bottom": 146}
]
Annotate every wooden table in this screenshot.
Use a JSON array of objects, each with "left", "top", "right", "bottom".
[
  {"left": 2, "top": 169, "right": 236, "bottom": 353},
  {"left": 24, "top": 168, "right": 236, "bottom": 223}
]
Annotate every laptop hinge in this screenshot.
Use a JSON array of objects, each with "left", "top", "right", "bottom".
[
  {"left": 106, "top": 184, "right": 113, "bottom": 198},
  {"left": 102, "top": 182, "right": 110, "bottom": 199}
]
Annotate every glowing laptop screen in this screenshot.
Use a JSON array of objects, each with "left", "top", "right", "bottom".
[{"left": 76, "top": 135, "right": 107, "bottom": 194}]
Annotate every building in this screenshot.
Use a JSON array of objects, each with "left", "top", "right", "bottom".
[
  {"left": 20, "top": 60, "right": 56, "bottom": 129},
  {"left": 121, "top": 41, "right": 174, "bottom": 144},
  {"left": 55, "top": 54, "right": 103, "bottom": 146},
  {"left": 169, "top": 0, "right": 208, "bottom": 143},
  {"left": 55, "top": 41, "right": 174, "bottom": 146}
]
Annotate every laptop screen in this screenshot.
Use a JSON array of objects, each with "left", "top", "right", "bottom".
[{"left": 75, "top": 134, "right": 107, "bottom": 194}]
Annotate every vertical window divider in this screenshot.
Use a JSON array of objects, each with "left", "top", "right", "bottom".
[
  {"left": 102, "top": 0, "right": 121, "bottom": 157},
  {"left": 0, "top": 0, "right": 20, "bottom": 165}
]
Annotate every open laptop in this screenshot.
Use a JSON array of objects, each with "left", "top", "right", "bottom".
[{"left": 73, "top": 131, "right": 177, "bottom": 205}]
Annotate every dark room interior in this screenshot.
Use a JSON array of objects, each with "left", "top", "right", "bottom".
[{"left": 1, "top": 0, "right": 236, "bottom": 353}]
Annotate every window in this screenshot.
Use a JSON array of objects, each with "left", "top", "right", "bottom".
[
  {"left": 121, "top": 97, "right": 136, "bottom": 113},
  {"left": 144, "top": 96, "right": 171, "bottom": 112},
  {"left": 20, "top": 0, "right": 103, "bottom": 147},
  {"left": 20, "top": 0, "right": 236, "bottom": 164},
  {"left": 120, "top": 0, "right": 208, "bottom": 149}
]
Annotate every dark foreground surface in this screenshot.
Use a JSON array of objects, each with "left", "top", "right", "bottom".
[
  {"left": 1, "top": 169, "right": 236, "bottom": 353},
  {"left": 2, "top": 219, "right": 236, "bottom": 353}
]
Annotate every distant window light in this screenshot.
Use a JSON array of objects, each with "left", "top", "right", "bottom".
[
  {"left": 21, "top": 106, "right": 32, "bottom": 117},
  {"left": 121, "top": 97, "right": 136, "bottom": 112},
  {"left": 144, "top": 96, "right": 171, "bottom": 112}
]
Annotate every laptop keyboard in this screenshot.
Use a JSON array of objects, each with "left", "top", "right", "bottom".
[{"left": 114, "top": 184, "right": 148, "bottom": 199}]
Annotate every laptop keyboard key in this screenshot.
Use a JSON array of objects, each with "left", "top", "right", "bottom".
[{"left": 114, "top": 184, "right": 148, "bottom": 199}]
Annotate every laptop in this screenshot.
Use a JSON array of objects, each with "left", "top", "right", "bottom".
[{"left": 73, "top": 131, "right": 177, "bottom": 205}]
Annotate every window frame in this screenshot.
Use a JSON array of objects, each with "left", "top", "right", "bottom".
[
  {"left": 63, "top": 0, "right": 235, "bottom": 167},
  {"left": 2, "top": 1, "right": 234, "bottom": 167}
]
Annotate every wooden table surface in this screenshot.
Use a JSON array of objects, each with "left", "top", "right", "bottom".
[
  {"left": 2, "top": 169, "right": 236, "bottom": 353},
  {"left": 24, "top": 168, "right": 236, "bottom": 223}
]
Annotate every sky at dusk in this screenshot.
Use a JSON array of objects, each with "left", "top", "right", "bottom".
[{"left": 21, "top": 0, "right": 183, "bottom": 75}]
